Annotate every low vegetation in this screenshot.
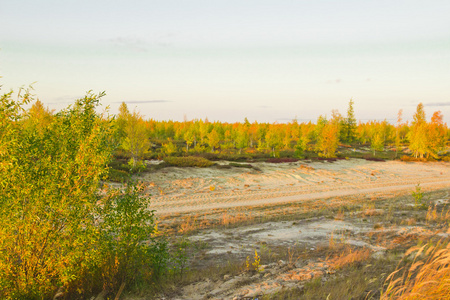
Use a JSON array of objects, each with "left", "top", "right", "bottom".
[
  {"left": 1, "top": 82, "right": 449, "bottom": 299},
  {"left": 383, "top": 241, "right": 450, "bottom": 299},
  {"left": 164, "top": 156, "right": 215, "bottom": 168},
  {"left": 0, "top": 90, "right": 169, "bottom": 299}
]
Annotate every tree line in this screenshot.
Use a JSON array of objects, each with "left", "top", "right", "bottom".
[
  {"left": 22, "top": 97, "right": 450, "bottom": 164},
  {"left": 111, "top": 99, "right": 449, "bottom": 162}
]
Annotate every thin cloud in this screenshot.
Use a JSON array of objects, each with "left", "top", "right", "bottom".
[
  {"left": 106, "top": 37, "right": 148, "bottom": 52},
  {"left": 325, "top": 79, "right": 342, "bottom": 84},
  {"left": 116, "top": 100, "right": 172, "bottom": 104},
  {"left": 426, "top": 102, "right": 450, "bottom": 107},
  {"left": 105, "top": 33, "right": 177, "bottom": 52},
  {"left": 257, "top": 105, "right": 270, "bottom": 108}
]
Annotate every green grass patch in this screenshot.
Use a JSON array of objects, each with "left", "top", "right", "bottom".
[
  {"left": 164, "top": 156, "right": 215, "bottom": 168},
  {"left": 107, "top": 168, "right": 130, "bottom": 183},
  {"left": 228, "top": 162, "right": 255, "bottom": 168}
]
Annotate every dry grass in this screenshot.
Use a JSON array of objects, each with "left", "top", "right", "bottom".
[
  {"left": 328, "top": 246, "right": 372, "bottom": 270},
  {"left": 426, "top": 204, "right": 450, "bottom": 224},
  {"left": 382, "top": 241, "right": 450, "bottom": 299},
  {"left": 220, "top": 212, "right": 254, "bottom": 226}
]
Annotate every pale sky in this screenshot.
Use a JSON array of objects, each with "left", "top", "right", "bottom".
[{"left": 1, "top": 0, "right": 449, "bottom": 123}]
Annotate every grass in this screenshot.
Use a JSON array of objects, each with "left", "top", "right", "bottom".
[
  {"left": 382, "top": 241, "right": 450, "bottom": 299},
  {"left": 163, "top": 156, "right": 215, "bottom": 168},
  {"left": 106, "top": 146, "right": 447, "bottom": 184},
  {"left": 265, "top": 254, "right": 399, "bottom": 300},
  {"left": 143, "top": 187, "right": 450, "bottom": 299},
  {"left": 115, "top": 156, "right": 449, "bottom": 298}
]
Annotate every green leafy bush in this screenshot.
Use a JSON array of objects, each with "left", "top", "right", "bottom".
[
  {"left": 0, "top": 89, "right": 168, "bottom": 299},
  {"left": 164, "top": 156, "right": 214, "bottom": 168},
  {"left": 0, "top": 90, "right": 114, "bottom": 299},
  {"left": 107, "top": 167, "right": 130, "bottom": 182},
  {"left": 94, "top": 183, "right": 169, "bottom": 294},
  {"left": 228, "top": 162, "right": 254, "bottom": 168}
]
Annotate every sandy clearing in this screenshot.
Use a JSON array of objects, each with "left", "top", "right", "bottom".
[
  {"left": 135, "top": 159, "right": 450, "bottom": 215},
  {"left": 142, "top": 159, "right": 450, "bottom": 300}
]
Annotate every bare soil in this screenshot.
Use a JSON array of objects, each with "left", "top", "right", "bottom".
[
  {"left": 126, "top": 159, "right": 450, "bottom": 299},
  {"left": 137, "top": 159, "right": 450, "bottom": 215}
]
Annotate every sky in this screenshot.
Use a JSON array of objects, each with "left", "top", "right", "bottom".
[{"left": 1, "top": 0, "right": 449, "bottom": 123}]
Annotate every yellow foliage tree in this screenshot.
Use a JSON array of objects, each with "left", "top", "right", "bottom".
[
  {"left": 121, "top": 109, "right": 151, "bottom": 166},
  {"left": 428, "top": 111, "right": 446, "bottom": 157},
  {"left": 409, "top": 103, "right": 429, "bottom": 158},
  {"left": 317, "top": 122, "right": 339, "bottom": 158}
]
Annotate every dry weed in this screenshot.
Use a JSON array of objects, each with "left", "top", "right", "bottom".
[
  {"left": 383, "top": 241, "right": 450, "bottom": 299},
  {"left": 334, "top": 208, "right": 345, "bottom": 220},
  {"left": 220, "top": 212, "right": 253, "bottom": 226},
  {"left": 402, "top": 218, "right": 416, "bottom": 226},
  {"left": 426, "top": 205, "right": 450, "bottom": 224},
  {"left": 328, "top": 246, "right": 371, "bottom": 270},
  {"left": 178, "top": 215, "right": 198, "bottom": 233}
]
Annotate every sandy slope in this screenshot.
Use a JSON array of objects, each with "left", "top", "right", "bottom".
[{"left": 136, "top": 159, "right": 450, "bottom": 215}]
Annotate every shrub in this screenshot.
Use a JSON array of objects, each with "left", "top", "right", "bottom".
[
  {"left": 401, "top": 155, "right": 427, "bottom": 162},
  {"left": 94, "top": 183, "right": 169, "bottom": 295},
  {"left": 0, "top": 90, "right": 115, "bottom": 299},
  {"left": 0, "top": 89, "right": 168, "bottom": 299},
  {"left": 164, "top": 156, "right": 214, "bottom": 168},
  {"left": 228, "top": 162, "right": 254, "bottom": 169},
  {"left": 266, "top": 158, "right": 299, "bottom": 163},
  {"left": 107, "top": 168, "right": 130, "bottom": 182},
  {"left": 412, "top": 184, "right": 426, "bottom": 209}
]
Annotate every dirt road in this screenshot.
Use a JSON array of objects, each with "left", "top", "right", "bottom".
[{"left": 137, "top": 159, "right": 450, "bottom": 215}]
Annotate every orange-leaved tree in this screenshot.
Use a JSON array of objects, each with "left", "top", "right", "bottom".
[{"left": 428, "top": 111, "right": 446, "bottom": 158}]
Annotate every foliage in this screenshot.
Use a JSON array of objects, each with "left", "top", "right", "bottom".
[
  {"left": 120, "top": 104, "right": 151, "bottom": 167},
  {"left": 95, "top": 183, "right": 169, "bottom": 293},
  {"left": 343, "top": 98, "right": 357, "bottom": 143},
  {"left": 395, "top": 109, "right": 403, "bottom": 158},
  {"left": 0, "top": 89, "right": 115, "bottom": 299},
  {"left": 207, "top": 129, "right": 220, "bottom": 152},
  {"left": 127, "top": 157, "right": 147, "bottom": 173},
  {"left": 294, "top": 135, "right": 307, "bottom": 158},
  {"left": 400, "top": 155, "right": 427, "bottom": 162},
  {"left": 0, "top": 89, "right": 168, "bottom": 299},
  {"left": 317, "top": 122, "right": 339, "bottom": 158},
  {"left": 107, "top": 99, "right": 449, "bottom": 163},
  {"left": 265, "top": 124, "right": 283, "bottom": 157},
  {"left": 228, "top": 162, "right": 254, "bottom": 168},
  {"left": 161, "top": 138, "right": 178, "bottom": 156},
  {"left": 245, "top": 250, "right": 263, "bottom": 272},
  {"left": 164, "top": 156, "right": 215, "bottom": 168},
  {"left": 107, "top": 167, "right": 130, "bottom": 183},
  {"left": 412, "top": 184, "right": 425, "bottom": 209},
  {"left": 371, "top": 132, "right": 384, "bottom": 155},
  {"left": 170, "top": 237, "right": 191, "bottom": 279},
  {"left": 408, "top": 103, "right": 429, "bottom": 159}
]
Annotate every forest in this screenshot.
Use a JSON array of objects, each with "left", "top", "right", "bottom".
[
  {"left": 1, "top": 87, "right": 450, "bottom": 299},
  {"left": 108, "top": 98, "right": 449, "bottom": 180}
]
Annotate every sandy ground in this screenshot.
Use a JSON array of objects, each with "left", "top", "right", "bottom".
[
  {"left": 137, "top": 159, "right": 450, "bottom": 215},
  {"left": 127, "top": 159, "right": 450, "bottom": 299}
]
